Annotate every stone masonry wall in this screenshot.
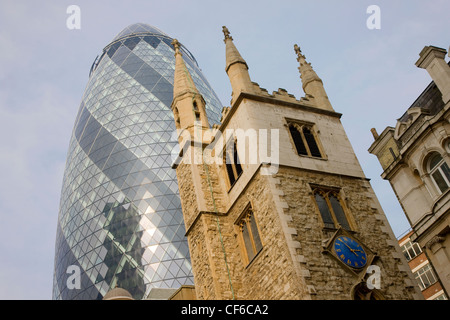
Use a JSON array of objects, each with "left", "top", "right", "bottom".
[
  {"left": 275, "top": 166, "right": 420, "bottom": 299},
  {"left": 176, "top": 152, "right": 420, "bottom": 299},
  {"left": 177, "top": 160, "right": 312, "bottom": 299}
]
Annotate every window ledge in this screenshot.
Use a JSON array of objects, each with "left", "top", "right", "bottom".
[
  {"left": 227, "top": 171, "right": 243, "bottom": 192},
  {"left": 297, "top": 154, "right": 328, "bottom": 161},
  {"left": 244, "top": 247, "right": 264, "bottom": 270}
]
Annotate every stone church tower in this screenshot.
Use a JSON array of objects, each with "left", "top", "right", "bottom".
[{"left": 169, "top": 28, "right": 422, "bottom": 300}]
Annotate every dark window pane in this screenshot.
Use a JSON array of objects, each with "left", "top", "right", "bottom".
[
  {"left": 226, "top": 163, "right": 236, "bottom": 186},
  {"left": 289, "top": 125, "right": 307, "bottom": 155},
  {"left": 120, "top": 53, "right": 144, "bottom": 77},
  {"left": 407, "top": 246, "right": 416, "bottom": 259},
  {"left": 78, "top": 118, "right": 101, "bottom": 152},
  {"left": 432, "top": 170, "right": 448, "bottom": 192},
  {"left": 303, "top": 127, "right": 321, "bottom": 157},
  {"left": 421, "top": 273, "right": 431, "bottom": 288},
  {"left": 242, "top": 221, "right": 255, "bottom": 261},
  {"left": 234, "top": 145, "right": 243, "bottom": 177},
  {"left": 415, "top": 275, "right": 425, "bottom": 290},
  {"left": 111, "top": 45, "right": 131, "bottom": 67},
  {"left": 143, "top": 35, "right": 161, "bottom": 49},
  {"left": 440, "top": 162, "right": 450, "bottom": 181},
  {"left": 124, "top": 37, "right": 141, "bottom": 51},
  {"left": 133, "top": 64, "right": 161, "bottom": 86},
  {"left": 74, "top": 107, "right": 91, "bottom": 140},
  {"left": 402, "top": 248, "right": 411, "bottom": 261},
  {"left": 107, "top": 41, "right": 122, "bottom": 58},
  {"left": 329, "top": 194, "right": 350, "bottom": 230},
  {"left": 150, "top": 77, "right": 173, "bottom": 107},
  {"left": 425, "top": 268, "right": 436, "bottom": 285},
  {"left": 161, "top": 37, "right": 174, "bottom": 50},
  {"left": 249, "top": 214, "right": 262, "bottom": 253},
  {"left": 429, "top": 154, "right": 442, "bottom": 170},
  {"left": 413, "top": 243, "right": 422, "bottom": 255},
  {"left": 315, "top": 193, "right": 334, "bottom": 228}
]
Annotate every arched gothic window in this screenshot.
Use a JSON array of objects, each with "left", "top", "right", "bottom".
[
  {"left": 288, "top": 122, "right": 322, "bottom": 158},
  {"left": 173, "top": 107, "right": 180, "bottom": 128},
  {"left": 224, "top": 139, "right": 243, "bottom": 188},
  {"left": 193, "top": 101, "right": 201, "bottom": 122},
  {"left": 312, "top": 187, "right": 352, "bottom": 230},
  {"left": 237, "top": 205, "right": 263, "bottom": 265}
]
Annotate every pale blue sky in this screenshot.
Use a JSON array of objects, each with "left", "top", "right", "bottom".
[{"left": 0, "top": 0, "right": 448, "bottom": 299}]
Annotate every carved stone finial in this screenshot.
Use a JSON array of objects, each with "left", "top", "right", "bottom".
[
  {"left": 171, "top": 39, "right": 182, "bottom": 56},
  {"left": 371, "top": 128, "right": 379, "bottom": 140},
  {"left": 222, "top": 26, "right": 233, "bottom": 42},
  {"left": 294, "top": 44, "right": 306, "bottom": 61}
]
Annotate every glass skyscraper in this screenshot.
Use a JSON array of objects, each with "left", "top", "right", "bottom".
[{"left": 53, "top": 23, "right": 223, "bottom": 300}]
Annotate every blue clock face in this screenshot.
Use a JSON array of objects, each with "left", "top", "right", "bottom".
[{"left": 333, "top": 236, "right": 367, "bottom": 269}]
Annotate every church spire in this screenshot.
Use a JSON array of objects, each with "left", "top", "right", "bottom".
[
  {"left": 294, "top": 44, "right": 333, "bottom": 111},
  {"left": 223, "top": 26, "right": 254, "bottom": 105},
  {"left": 171, "top": 39, "right": 209, "bottom": 136},
  {"left": 172, "top": 39, "right": 199, "bottom": 99}
]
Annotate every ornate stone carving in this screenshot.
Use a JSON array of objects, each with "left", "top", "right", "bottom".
[
  {"left": 426, "top": 235, "right": 445, "bottom": 250},
  {"left": 171, "top": 39, "right": 181, "bottom": 55},
  {"left": 294, "top": 44, "right": 302, "bottom": 58},
  {"left": 222, "top": 26, "right": 233, "bottom": 41}
]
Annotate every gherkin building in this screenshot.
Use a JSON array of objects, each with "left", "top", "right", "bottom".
[{"left": 53, "top": 23, "right": 222, "bottom": 300}]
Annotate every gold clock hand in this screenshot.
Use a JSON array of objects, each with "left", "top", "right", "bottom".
[{"left": 338, "top": 239, "right": 358, "bottom": 256}]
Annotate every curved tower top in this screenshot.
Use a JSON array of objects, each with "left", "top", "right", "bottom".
[
  {"left": 105, "top": 23, "right": 199, "bottom": 67},
  {"left": 53, "top": 24, "right": 222, "bottom": 300},
  {"left": 112, "top": 23, "right": 169, "bottom": 41}
]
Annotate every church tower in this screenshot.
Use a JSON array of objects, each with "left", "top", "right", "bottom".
[{"left": 170, "top": 27, "right": 423, "bottom": 300}]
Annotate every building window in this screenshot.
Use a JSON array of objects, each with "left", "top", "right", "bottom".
[
  {"left": 401, "top": 240, "right": 422, "bottom": 261},
  {"left": 428, "top": 153, "right": 450, "bottom": 193},
  {"left": 173, "top": 107, "right": 180, "bottom": 128},
  {"left": 288, "top": 122, "right": 322, "bottom": 158},
  {"left": 414, "top": 264, "right": 437, "bottom": 291},
  {"left": 433, "top": 293, "right": 448, "bottom": 300},
  {"left": 312, "top": 186, "right": 351, "bottom": 230},
  {"left": 224, "top": 139, "right": 243, "bottom": 188},
  {"left": 193, "top": 101, "right": 201, "bottom": 122},
  {"left": 237, "top": 206, "right": 263, "bottom": 264}
]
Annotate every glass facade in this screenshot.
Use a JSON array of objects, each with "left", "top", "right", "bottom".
[{"left": 53, "top": 23, "right": 223, "bottom": 299}]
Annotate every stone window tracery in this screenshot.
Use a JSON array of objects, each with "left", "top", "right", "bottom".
[
  {"left": 311, "top": 186, "right": 352, "bottom": 230},
  {"left": 224, "top": 139, "right": 243, "bottom": 189},
  {"left": 287, "top": 121, "right": 323, "bottom": 158},
  {"left": 237, "top": 205, "right": 263, "bottom": 265}
]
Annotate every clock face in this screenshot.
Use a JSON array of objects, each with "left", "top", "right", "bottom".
[{"left": 333, "top": 236, "right": 367, "bottom": 269}]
